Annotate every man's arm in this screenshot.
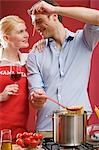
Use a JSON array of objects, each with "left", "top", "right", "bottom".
[
  {"left": 54, "top": 6, "right": 99, "bottom": 26},
  {"left": 26, "top": 51, "right": 47, "bottom": 108},
  {"left": 32, "top": 1, "right": 99, "bottom": 25},
  {"left": 30, "top": 89, "right": 47, "bottom": 109}
]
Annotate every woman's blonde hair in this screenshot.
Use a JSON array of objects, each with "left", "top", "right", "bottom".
[{"left": 0, "top": 15, "right": 25, "bottom": 47}]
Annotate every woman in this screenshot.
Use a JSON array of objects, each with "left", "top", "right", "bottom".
[{"left": 0, "top": 15, "right": 29, "bottom": 141}]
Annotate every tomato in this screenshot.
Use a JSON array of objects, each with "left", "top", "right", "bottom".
[
  {"left": 22, "top": 132, "right": 29, "bottom": 138},
  {"left": 36, "top": 139, "right": 41, "bottom": 145},
  {"left": 38, "top": 133, "right": 43, "bottom": 140},
  {"left": 31, "top": 139, "right": 38, "bottom": 148},
  {"left": 28, "top": 132, "right": 33, "bottom": 136},
  {"left": 16, "top": 138, "right": 25, "bottom": 148},
  {"left": 16, "top": 132, "right": 43, "bottom": 148},
  {"left": 16, "top": 133, "right": 23, "bottom": 139},
  {"left": 24, "top": 137, "right": 31, "bottom": 146},
  {"left": 29, "top": 135, "right": 34, "bottom": 141},
  {"left": 33, "top": 133, "right": 39, "bottom": 140}
]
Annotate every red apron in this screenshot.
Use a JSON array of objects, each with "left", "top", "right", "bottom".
[{"left": 0, "top": 66, "right": 29, "bottom": 140}]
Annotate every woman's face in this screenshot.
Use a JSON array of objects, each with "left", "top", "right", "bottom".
[{"left": 7, "top": 22, "right": 29, "bottom": 49}]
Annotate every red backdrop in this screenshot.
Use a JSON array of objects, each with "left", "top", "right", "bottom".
[{"left": 1, "top": 0, "right": 99, "bottom": 131}]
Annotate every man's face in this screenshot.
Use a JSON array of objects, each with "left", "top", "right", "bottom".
[{"left": 32, "top": 14, "right": 55, "bottom": 38}]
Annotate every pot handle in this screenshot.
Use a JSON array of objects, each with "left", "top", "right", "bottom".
[
  {"left": 46, "top": 114, "right": 58, "bottom": 119},
  {"left": 86, "top": 111, "right": 93, "bottom": 116},
  {"left": 46, "top": 114, "right": 53, "bottom": 118}
]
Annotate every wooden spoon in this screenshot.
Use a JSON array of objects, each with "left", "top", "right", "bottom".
[{"left": 47, "top": 97, "right": 66, "bottom": 109}]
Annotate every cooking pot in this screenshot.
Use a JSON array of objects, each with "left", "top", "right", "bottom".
[{"left": 52, "top": 110, "right": 87, "bottom": 146}]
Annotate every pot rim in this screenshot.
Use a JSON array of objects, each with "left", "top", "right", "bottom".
[{"left": 53, "top": 110, "right": 88, "bottom": 116}]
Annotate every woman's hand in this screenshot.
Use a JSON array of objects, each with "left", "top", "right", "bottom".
[
  {"left": 0, "top": 84, "right": 19, "bottom": 102},
  {"left": 30, "top": 89, "right": 47, "bottom": 109},
  {"left": 30, "top": 39, "right": 46, "bottom": 53}
]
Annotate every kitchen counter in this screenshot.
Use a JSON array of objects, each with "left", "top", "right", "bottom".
[
  {"left": 12, "top": 144, "right": 19, "bottom": 150},
  {"left": 0, "top": 144, "right": 44, "bottom": 150},
  {"left": 0, "top": 144, "right": 19, "bottom": 150}
]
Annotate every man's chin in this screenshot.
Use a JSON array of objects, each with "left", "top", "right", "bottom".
[{"left": 42, "top": 35, "right": 52, "bottom": 39}]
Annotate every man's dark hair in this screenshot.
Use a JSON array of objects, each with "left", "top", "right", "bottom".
[{"left": 40, "top": 0, "right": 62, "bottom": 22}]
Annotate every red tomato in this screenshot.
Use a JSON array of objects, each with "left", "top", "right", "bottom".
[
  {"left": 22, "top": 132, "right": 29, "bottom": 138},
  {"left": 28, "top": 132, "right": 33, "bottom": 136},
  {"left": 16, "top": 133, "right": 23, "bottom": 139},
  {"left": 36, "top": 139, "right": 41, "bottom": 145},
  {"left": 24, "top": 137, "right": 31, "bottom": 146},
  {"left": 38, "top": 133, "right": 43, "bottom": 140},
  {"left": 29, "top": 136, "right": 34, "bottom": 141},
  {"left": 33, "top": 133, "right": 39, "bottom": 140},
  {"left": 31, "top": 139, "right": 38, "bottom": 148},
  {"left": 16, "top": 138, "right": 25, "bottom": 148}
]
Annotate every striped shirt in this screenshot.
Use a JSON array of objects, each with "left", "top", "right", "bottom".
[{"left": 26, "top": 24, "right": 99, "bottom": 131}]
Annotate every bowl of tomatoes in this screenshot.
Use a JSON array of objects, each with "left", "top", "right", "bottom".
[{"left": 16, "top": 132, "right": 43, "bottom": 150}]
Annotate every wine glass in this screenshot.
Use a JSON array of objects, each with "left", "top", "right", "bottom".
[
  {"left": 10, "top": 64, "right": 22, "bottom": 82},
  {"left": 10, "top": 64, "right": 22, "bottom": 95},
  {"left": 1, "top": 129, "right": 12, "bottom": 150}
]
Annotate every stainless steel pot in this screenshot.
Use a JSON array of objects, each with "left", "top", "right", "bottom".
[{"left": 53, "top": 110, "right": 87, "bottom": 146}]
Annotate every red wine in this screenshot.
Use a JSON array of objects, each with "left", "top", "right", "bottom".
[{"left": 10, "top": 73, "right": 21, "bottom": 82}]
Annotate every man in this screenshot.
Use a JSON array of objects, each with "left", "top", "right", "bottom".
[{"left": 26, "top": 0, "right": 99, "bottom": 135}]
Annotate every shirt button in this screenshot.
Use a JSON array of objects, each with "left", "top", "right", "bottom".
[
  {"left": 61, "top": 71, "right": 64, "bottom": 76},
  {"left": 58, "top": 94, "right": 61, "bottom": 100},
  {"left": 58, "top": 86, "right": 61, "bottom": 91}
]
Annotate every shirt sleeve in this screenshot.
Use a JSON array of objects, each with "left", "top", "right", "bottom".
[
  {"left": 83, "top": 24, "right": 99, "bottom": 50},
  {"left": 26, "top": 51, "right": 44, "bottom": 95}
]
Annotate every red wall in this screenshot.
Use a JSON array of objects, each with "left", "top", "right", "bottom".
[
  {"left": 87, "top": 0, "right": 99, "bottom": 124},
  {"left": 0, "top": 0, "right": 90, "bottom": 51},
  {"left": 1, "top": 0, "right": 99, "bottom": 130}
]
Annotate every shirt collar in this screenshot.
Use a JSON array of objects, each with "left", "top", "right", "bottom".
[
  {"left": 65, "top": 28, "right": 75, "bottom": 41},
  {"left": 46, "top": 28, "right": 75, "bottom": 45}
]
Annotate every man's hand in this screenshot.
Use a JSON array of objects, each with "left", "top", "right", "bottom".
[
  {"left": 31, "top": 1, "right": 55, "bottom": 15},
  {"left": 0, "top": 84, "right": 19, "bottom": 102},
  {"left": 30, "top": 89, "right": 47, "bottom": 109}
]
